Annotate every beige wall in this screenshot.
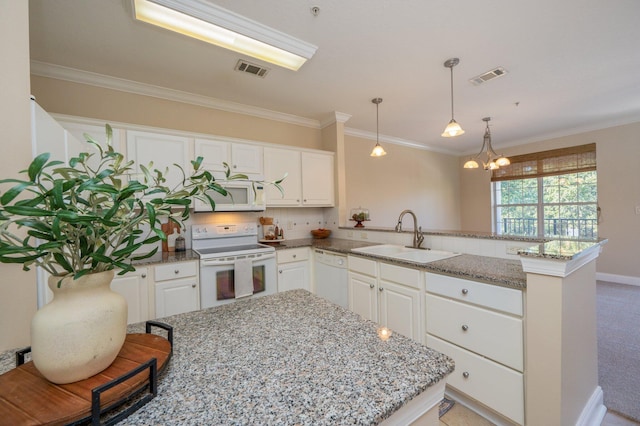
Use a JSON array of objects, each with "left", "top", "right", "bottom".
[
  {"left": 0, "top": 0, "right": 37, "bottom": 351},
  {"left": 345, "top": 135, "right": 461, "bottom": 230},
  {"left": 459, "top": 122, "right": 640, "bottom": 279},
  {"left": 30, "top": 76, "right": 322, "bottom": 150}
]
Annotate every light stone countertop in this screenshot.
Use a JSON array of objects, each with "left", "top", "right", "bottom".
[{"left": 0, "top": 290, "right": 454, "bottom": 424}]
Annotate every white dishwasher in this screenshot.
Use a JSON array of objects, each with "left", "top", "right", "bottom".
[{"left": 314, "top": 249, "right": 348, "bottom": 308}]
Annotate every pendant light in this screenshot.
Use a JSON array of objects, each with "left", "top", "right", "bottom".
[
  {"left": 463, "top": 117, "right": 510, "bottom": 170},
  {"left": 370, "top": 98, "right": 387, "bottom": 157},
  {"left": 441, "top": 58, "right": 465, "bottom": 137}
]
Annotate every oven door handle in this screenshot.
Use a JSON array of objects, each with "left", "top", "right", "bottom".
[{"left": 200, "top": 252, "right": 276, "bottom": 267}]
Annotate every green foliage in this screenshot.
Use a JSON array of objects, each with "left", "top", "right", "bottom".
[{"left": 0, "top": 124, "right": 282, "bottom": 280}]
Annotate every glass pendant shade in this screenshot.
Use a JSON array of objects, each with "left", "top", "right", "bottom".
[
  {"left": 370, "top": 143, "right": 386, "bottom": 157},
  {"left": 442, "top": 119, "right": 466, "bottom": 137},
  {"left": 496, "top": 157, "right": 511, "bottom": 166},
  {"left": 463, "top": 159, "right": 479, "bottom": 169}
]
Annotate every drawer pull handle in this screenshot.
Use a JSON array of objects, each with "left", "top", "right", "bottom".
[
  {"left": 461, "top": 324, "right": 469, "bottom": 331},
  {"left": 461, "top": 288, "right": 469, "bottom": 295},
  {"left": 174, "top": 269, "right": 179, "bottom": 274},
  {"left": 462, "top": 371, "right": 470, "bottom": 379},
  {"left": 369, "top": 284, "right": 375, "bottom": 289}
]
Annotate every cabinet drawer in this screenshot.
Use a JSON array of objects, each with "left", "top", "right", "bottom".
[
  {"left": 425, "top": 273, "right": 522, "bottom": 316},
  {"left": 426, "top": 294, "right": 523, "bottom": 371},
  {"left": 154, "top": 261, "right": 198, "bottom": 282},
  {"left": 427, "top": 335, "right": 524, "bottom": 425},
  {"left": 379, "top": 262, "right": 421, "bottom": 290},
  {"left": 277, "top": 247, "right": 309, "bottom": 264},
  {"left": 348, "top": 255, "right": 377, "bottom": 277}
]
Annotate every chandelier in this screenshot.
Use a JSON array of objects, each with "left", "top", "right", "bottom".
[{"left": 463, "top": 117, "right": 510, "bottom": 170}]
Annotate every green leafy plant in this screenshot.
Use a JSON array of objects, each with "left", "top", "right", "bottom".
[{"left": 0, "top": 125, "right": 282, "bottom": 281}]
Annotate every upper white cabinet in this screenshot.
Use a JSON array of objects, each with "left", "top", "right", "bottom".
[
  {"left": 127, "top": 130, "right": 192, "bottom": 189},
  {"left": 264, "top": 147, "right": 334, "bottom": 207},
  {"left": 195, "top": 138, "right": 263, "bottom": 178}
]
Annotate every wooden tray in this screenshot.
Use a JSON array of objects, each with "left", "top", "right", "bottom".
[{"left": 0, "top": 324, "right": 172, "bottom": 425}]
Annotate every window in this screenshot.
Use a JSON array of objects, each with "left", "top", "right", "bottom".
[{"left": 492, "top": 144, "right": 598, "bottom": 240}]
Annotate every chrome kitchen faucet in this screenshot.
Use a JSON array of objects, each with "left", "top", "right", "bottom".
[{"left": 395, "top": 209, "right": 424, "bottom": 248}]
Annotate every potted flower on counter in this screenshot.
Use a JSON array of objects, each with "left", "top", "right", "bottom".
[{"left": 0, "top": 124, "right": 282, "bottom": 384}]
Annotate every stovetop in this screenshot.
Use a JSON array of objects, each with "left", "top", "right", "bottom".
[{"left": 194, "top": 243, "right": 274, "bottom": 257}]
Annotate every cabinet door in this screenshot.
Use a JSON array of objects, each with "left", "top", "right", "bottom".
[
  {"left": 379, "top": 280, "right": 422, "bottom": 342},
  {"left": 194, "top": 138, "right": 230, "bottom": 176},
  {"left": 111, "top": 268, "right": 150, "bottom": 324},
  {"left": 231, "top": 143, "right": 263, "bottom": 175},
  {"left": 348, "top": 272, "right": 378, "bottom": 322},
  {"left": 277, "top": 261, "right": 310, "bottom": 292},
  {"left": 301, "top": 152, "right": 334, "bottom": 206},
  {"left": 127, "top": 130, "right": 191, "bottom": 190},
  {"left": 264, "top": 147, "right": 302, "bottom": 206},
  {"left": 155, "top": 278, "right": 199, "bottom": 318}
]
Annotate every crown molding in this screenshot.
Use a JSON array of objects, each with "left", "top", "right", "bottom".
[
  {"left": 320, "top": 112, "right": 352, "bottom": 128},
  {"left": 344, "top": 127, "right": 458, "bottom": 155},
  {"left": 30, "top": 60, "right": 321, "bottom": 129}
]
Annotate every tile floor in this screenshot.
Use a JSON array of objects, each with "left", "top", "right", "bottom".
[{"left": 439, "top": 402, "right": 640, "bottom": 426}]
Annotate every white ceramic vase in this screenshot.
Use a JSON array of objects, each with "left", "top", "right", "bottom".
[{"left": 31, "top": 270, "right": 127, "bottom": 384}]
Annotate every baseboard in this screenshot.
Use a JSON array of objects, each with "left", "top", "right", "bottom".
[
  {"left": 576, "top": 386, "right": 607, "bottom": 426},
  {"left": 596, "top": 272, "right": 640, "bottom": 286}
]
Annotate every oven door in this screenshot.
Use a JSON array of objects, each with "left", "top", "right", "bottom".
[{"left": 199, "top": 252, "right": 276, "bottom": 309}]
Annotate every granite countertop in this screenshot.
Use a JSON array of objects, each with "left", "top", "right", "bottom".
[
  {"left": 272, "top": 238, "right": 528, "bottom": 289},
  {"left": 132, "top": 249, "right": 199, "bottom": 266},
  {"left": 116, "top": 290, "right": 452, "bottom": 425}
]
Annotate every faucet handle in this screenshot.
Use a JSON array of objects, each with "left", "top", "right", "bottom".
[{"left": 417, "top": 226, "right": 425, "bottom": 247}]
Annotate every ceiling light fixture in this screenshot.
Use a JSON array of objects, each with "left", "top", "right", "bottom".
[
  {"left": 463, "top": 117, "right": 510, "bottom": 170},
  {"left": 132, "top": 0, "right": 318, "bottom": 71},
  {"left": 441, "top": 58, "right": 465, "bottom": 138},
  {"left": 370, "top": 98, "right": 387, "bottom": 157}
]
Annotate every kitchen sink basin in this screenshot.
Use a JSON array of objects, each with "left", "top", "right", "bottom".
[{"left": 351, "top": 244, "right": 460, "bottom": 264}]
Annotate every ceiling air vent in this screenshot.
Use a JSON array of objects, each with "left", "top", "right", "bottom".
[
  {"left": 469, "top": 66, "right": 508, "bottom": 85},
  {"left": 235, "top": 60, "right": 270, "bottom": 78}
]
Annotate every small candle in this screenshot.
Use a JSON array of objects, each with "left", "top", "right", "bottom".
[{"left": 377, "top": 326, "right": 392, "bottom": 341}]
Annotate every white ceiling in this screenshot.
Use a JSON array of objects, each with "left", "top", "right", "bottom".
[{"left": 28, "top": 0, "right": 640, "bottom": 155}]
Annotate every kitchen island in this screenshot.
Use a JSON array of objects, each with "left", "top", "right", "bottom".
[{"left": 114, "top": 290, "right": 452, "bottom": 424}]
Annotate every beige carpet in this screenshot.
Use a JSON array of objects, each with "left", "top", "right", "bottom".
[{"left": 597, "top": 281, "right": 640, "bottom": 422}]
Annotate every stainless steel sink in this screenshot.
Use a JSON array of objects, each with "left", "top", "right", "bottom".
[{"left": 351, "top": 244, "right": 460, "bottom": 264}]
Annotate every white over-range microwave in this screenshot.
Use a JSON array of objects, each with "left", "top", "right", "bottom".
[{"left": 194, "top": 181, "right": 266, "bottom": 212}]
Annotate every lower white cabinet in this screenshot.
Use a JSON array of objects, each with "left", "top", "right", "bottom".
[
  {"left": 154, "top": 260, "right": 199, "bottom": 318},
  {"left": 276, "top": 247, "right": 310, "bottom": 292},
  {"left": 111, "top": 268, "right": 150, "bottom": 324},
  {"left": 348, "top": 256, "right": 423, "bottom": 343},
  {"left": 425, "top": 272, "right": 524, "bottom": 425}
]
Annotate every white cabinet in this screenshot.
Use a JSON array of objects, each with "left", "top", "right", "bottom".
[
  {"left": 425, "top": 273, "right": 524, "bottom": 425},
  {"left": 348, "top": 256, "right": 423, "bottom": 343},
  {"left": 154, "top": 260, "right": 199, "bottom": 318},
  {"left": 111, "top": 268, "right": 150, "bottom": 324},
  {"left": 195, "top": 138, "right": 263, "bottom": 177},
  {"left": 264, "top": 147, "right": 334, "bottom": 207},
  {"left": 127, "top": 130, "right": 192, "bottom": 190},
  {"left": 276, "top": 247, "right": 310, "bottom": 292}
]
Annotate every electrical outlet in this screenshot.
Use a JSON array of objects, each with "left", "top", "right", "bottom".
[
  {"left": 361, "top": 232, "right": 368, "bottom": 240},
  {"left": 636, "top": 205, "right": 640, "bottom": 215},
  {"left": 287, "top": 221, "right": 293, "bottom": 230}
]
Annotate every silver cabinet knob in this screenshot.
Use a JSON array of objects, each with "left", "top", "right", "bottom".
[
  {"left": 293, "top": 254, "right": 297, "bottom": 258},
  {"left": 174, "top": 269, "right": 179, "bottom": 274},
  {"left": 191, "top": 284, "right": 196, "bottom": 288},
  {"left": 233, "top": 164, "right": 237, "bottom": 169},
  {"left": 379, "top": 287, "right": 384, "bottom": 292},
  {"left": 461, "top": 288, "right": 469, "bottom": 295},
  {"left": 141, "top": 273, "right": 147, "bottom": 278},
  {"left": 369, "top": 283, "right": 375, "bottom": 289},
  {"left": 279, "top": 270, "right": 283, "bottom": 274},
  {"left": 461, "top": 324, "right": 469, "bottom": 331},
  {"left": 463, "top": 372, "right": 470, "bottom": 378}
]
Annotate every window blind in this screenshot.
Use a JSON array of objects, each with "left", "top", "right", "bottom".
[{"left": 491, "top": 143, "right": 596, "bottom": 182}]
